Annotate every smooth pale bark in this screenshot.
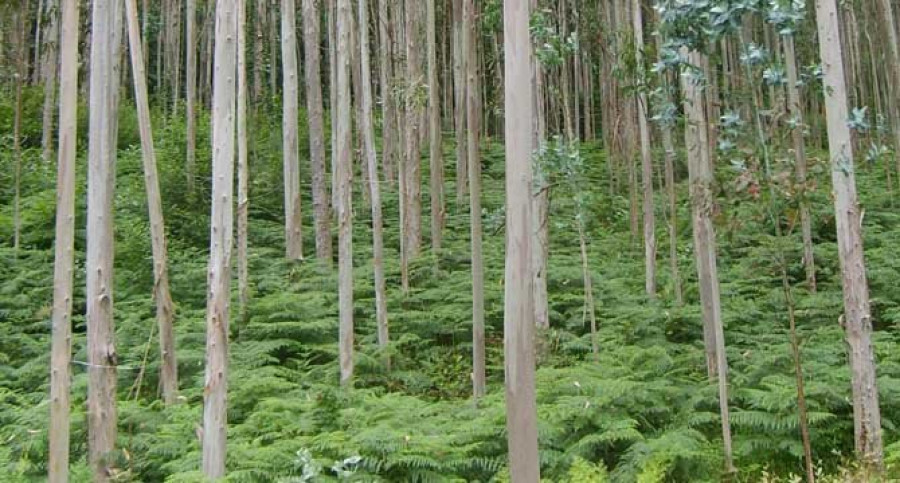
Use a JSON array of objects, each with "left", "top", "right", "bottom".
[
  {"left": 304, "top": 0, "right": 334, "bottom": 261},
  {"left": 125, "top": 0, "right": 179, "bottom": 406},
  {"left": 662, "top": 121, "right": 682, "bottom": 305},
  {"left": 281, "top": 0, "right": 303, "bottom": 260},
  {"left": 404, "top": 0, "right": 423, "bottom": 259},
  {"left": 877, "top": 0, "right": 900, "bottom": 183},
  {"left": 186, "top": 0, "right": 197, "bottom": 192},
  {"left": 86, "top": 0, "right": 123, "bottom": 478},
  {"left": 377, "top": 0, "right": 396, "bottom": 186},
  {"left": 531, "top": 0, "right": 548, "bottom": 331},
  {"left": 814, "top": 0, "right": 884, "bottom": 468},
  {"left": 329, "top": 0, "right": 338, "bottom": 210},
  {"left": 464, "top": 0, "right": 485, "bottom": 401},
  {"left": 358, "top": 0, "right": 389, "bottom": 369},
  {"left": 578, "top": 221, "right": 598, "bottom": 359},
  {"left": 503, "top": 0, "right": 540, "bottom": 479},
  {"left": 350, "top": 10, "right": 371, "bottom": 209},
  {"left": 202, "top": 0, "right": 237, "bottom": 476},
  {"left": 41, "top": 0, "right": 59, "bottom": 162},
  {"left": 237, "top": 0, "right": 249, "bottom": 329},
  {"left": 452, "top": 0, "right": 467, "bottom": 205},
  {"left": 13, "top": 13, "right": 23, "bottom": 252},
  {"left": 681, "top": 49, "right": 734, "bottom": 475},
  {"left": 282, "top": 0, "right": 303, "bottom": 260},
  {"left": 253, "top": 0, "right": 265, "bottom": 101},
  {"left": 427, "top": 0, "right": 444, "bottom": 252},
  {"left": 633, "top": 0, "right": 656, "bottom": 299},
  {"left": 48, "top": 1, "right": 78, "bottom": 480},
  {"left": 783, "top": 36, "right": 816, "bottom": 293},
  {"left": 337, "top": 0, "right": 355, "bottom": 386}
]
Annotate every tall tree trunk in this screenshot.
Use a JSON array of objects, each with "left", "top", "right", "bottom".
[
  {"left": 13, "top": 7, "right": 24, "bottom": 252},
  {"left": 304, "top": 0, "right": 334, "bottom": 261},
  {"left": 336, "top": 0, "right": 355, "bottom": 386},
  {"left": 86, "top": 0, "right": 123, "bottom": 478},
  {"left": 404, "top": 0, "right": 423, "bottom": 259},
  {"left": 377, "top": 0, "right": 397, "bottom": 186},
  {"left": 452, "top": 0, "right": 467, "bottom": 205},
  {"left": 578, "top": 221, "right": 598, "bottom": 359},
  {"left": 877, "top": 0, "right": 900, "bottom": 181},
  {"left": 359, "top": 0, "right": 390, "bottom": 369},
  {"left": 186, "top": 0, "right": 197, "bottom": 192},
  {"left": 531, "top": 0, "right": 549, "bottom": 331},
  {"left": 427, "top": 0, "right": 444, "bottom": 253},
  {"left": 202, "top": 0, "right": 237, "bottom": 477},
  {"left": 40, "top": 0, "right": 59, "bottom": 162},
  {"left": 814, "top": 0, "right": 884, "bottom": 468},
  {"left": 503, "top": 1, "right": 540, "bottom": 480},
  {"left": 633, "top": 0, "right": 656, "bottom": 299},
  {"left": 783, "top": 35, "right": 816, "bottom": 293},
  {"left": 282, "top": 0, "right": 303, "bottom": 260},
  {"left": 464, "top": 0, "right": 485, "bottom": 401},
  {"left": 125, "top": 0, "right": 179, "bottom": 406},
  {"left": 681, "top": 48, "right": 735, "bottom": 475},
  {"left": 48, "top": 1, "right": 79, "bottom": 480},
  {"left": 253, "top": 0, "right": 266, "bottom": 102},
  {"left": 237, "top": 0, "right": 250, "bottom": 331}
]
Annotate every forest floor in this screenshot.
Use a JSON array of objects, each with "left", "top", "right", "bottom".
[{"left": 2, "top": 102, "right": 900, "bottom": 481}]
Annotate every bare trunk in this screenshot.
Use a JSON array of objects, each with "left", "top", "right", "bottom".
[
  {"left": 814, "top": 0, "right": 884, "bottom": 468},
  {"left": 41, "top": 0, "right": 60, "bottom": 162},
  {"left": 877, "top": 0, "right": 900, "bottom": 184},
  {"left": 237, "top": 0, "right": 250, "bottom": 332},
  {"left": 427, "top": 0, "right": 444, "bottom": 253},
  {"left": 86, "top": 0, "right": 123, "bottom": 478},
  {"left": 48, "top": 1, "right": 79, "bottom": 480},
  {"left": 186, "top": 0, "right": 197, "bottom": 192},
  {"left": 125, "top": 0, "right": 179, "bottom": 406},
  {"left": 681, "top": 48, "right": 734, "bottom": 474},
  {"left": 453, "top": 0, "right": 467, "bottom": 205},
  {"left": 377, "top": 0, "right": 397, "bottom": 186},
  {"left": 404, "top": 0, "right": 423, "bottom": 259},
  {"left": 464, "top": 0, "right": 484, "bottom": 401},
  {"left": 304, "top": 0, "right": 334, "bottom": 261},
  {"left": 282, "top": 0, "right": 303, "bottom": 260},
  {"left": 13, "top": 13, "right": 24, "bottom": 252},
  {"left": 577, "top": 222, "right": 598, "bottom": 359},
  {"left": 633, "top": 0, "right": 656, "bottom": 299},
  {"left": 337, "top": 0, "right": 355, "bottom": 386},
  {"left": 358, "top": 0, "right": 390, "bottom": 370},
  {"left": 253, "top": 0, "right": 265, "bottom": 101},
  {"left": 503, "top": 1, "right": 540, "bottom": 479},
  {"left": 202, "top": 0, "right": 237, "bottom": 477}
]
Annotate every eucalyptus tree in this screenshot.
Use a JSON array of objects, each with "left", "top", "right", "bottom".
[
  {"left": 876, "top": 0, "right": 900, "bottom": 178},
  {"left": 358, "top": 0, "right": 390, "bottom": 368},
  {"left": 48, "top": 1, "right": 78, "bottom": 480},
  {"left": 633, "top": 0, "right": 657, "bottom": 299},
  {"left": 427, "top": 0, "right": 444, "bottom": 252},
  {"left": 86, "top": 0, "right": 123, "bottom": 477},
  {"left": 186, "top": 0, "right": 197, "bottom": 192},
  {"left": 404, "top": 0, "right": 424, "bottom": 262},
  {"left": 40, "top": 0, "right": 58, "bottom": 163},
  {"left": 503, "top": 0, "right": 540, "bottom": 479},
  {"left": 237, "top": 0, "right": 249, "bottom": 329},
  {"left": 282, "top": 0, "right": 303, "bottom": 260},
  {"left": 453, "top": 0, "right": 467, "bottom": 205},
  {"left": 377, "top": 0, "right": 397, "bottom": 186},
  {"left": 336, "top": 0, "right": 355, "bottom": 386},
  {"left": 814, "top": 0, "right": 884, "bottom": 468},
  {"left": 202, "top": 0, "right": 237, "bottom": 476},
  {"left": 304, "top": 0, "right": 333, "bottom": 261},
  {"left": 124, "top": 0, "right": 178, "bottom": 405}
]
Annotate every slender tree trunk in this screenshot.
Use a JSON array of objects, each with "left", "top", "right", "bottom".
[
  {"left": 464, "top": 0, "right": 485, "bottom": 401},
  {"left": 336, "top": 0, "right": 355, "bottom": 386},
  {"left": 662, "top": 119, "right": 682, "bottom": 305},
  {"left": 633, "top": 0, "right": 656, "bottom": 299},
  {"left": 282, "top": 0, "right": 303, "bottom": 260},
  {"left": 377, "top": 0, "right": 397, "bottom": 186},
  {"left": 350, "top": 10, "right": 371, "bottom": 209},
  {"left": 358, "top": 0, "right": 389, "bottom": 369},
  {"left": 253, "top": 0, "right": 266, "bottom": 102},
  {"left": 531, "top": 0, "right": 549, "bottom": 331},
  {"left": 681, "top": 48, "right": 734, "bottom": 475},
  {"left": 125, "top": 0, "right": 179, "bottom": 406},
  {"left": 41, "top": 0, "right": 59, "bottom": 162},
  {"left": 202, "top": 0, "right": 237, "bottom": 477},
  {"left": 784, "top": 35, "right": 816, "bottom": 293},
  {"left": 452, "top": 0, "right": 467, "bottom": 205},
  {"left": 577, "top": 221, "right": 598, "bottom": 359},
  {"left": 86, "top": 0, "right": 123, "bottom": 478},
  {"left": 427, "top": 0, "right": 444, "bottom": 252},
  {"left": 814, "top": 0, "right": 884, "bottom": 468},
  {"left": 304, "top": 0, "right": 334, "bottom": 261},
  {"left": 237, "top": 0, "right": 250, "bottom": 332},
  {"left": 13, "top": 9, "right": 24, "bottom": 252},
  {"left": 186, "top": 0, "right": 197, "bottom": 192},
  {"left": 329, "top": 0, "right": 339, "bottom": 209},
  {"left": 48, "top": 1, "right": 79, "bottom": 480},
  {"left": 268, "top": 0, "right": 279, "bottom": 95},
  {"left": 503, "top": 1, "right": 540, "bottom": 479},
  {"left": 877, "top": 0, "right": 900, "bottom": 181},
  {"left": 404, "top": 0, "right": 423, "bottom": 259}
]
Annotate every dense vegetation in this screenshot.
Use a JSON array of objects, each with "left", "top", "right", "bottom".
[{"left": 3, "top": 85, "right": 900, "bottom": 481}]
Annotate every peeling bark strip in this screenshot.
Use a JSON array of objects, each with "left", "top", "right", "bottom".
[
  {"left": 202, "top": 0, "right": 237, "bottom": 477},
  {"left": 48, "top": 1, "right": 79, "bottom": 480},
  {"left": 814, "top": 0, "right": 884, "bottom": 469},
  {"left": 86, "top": 0, "right": 123, "bottom": 478},
  {"left": 503, "top": 0, "right": 540, "bottom": 480}
]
